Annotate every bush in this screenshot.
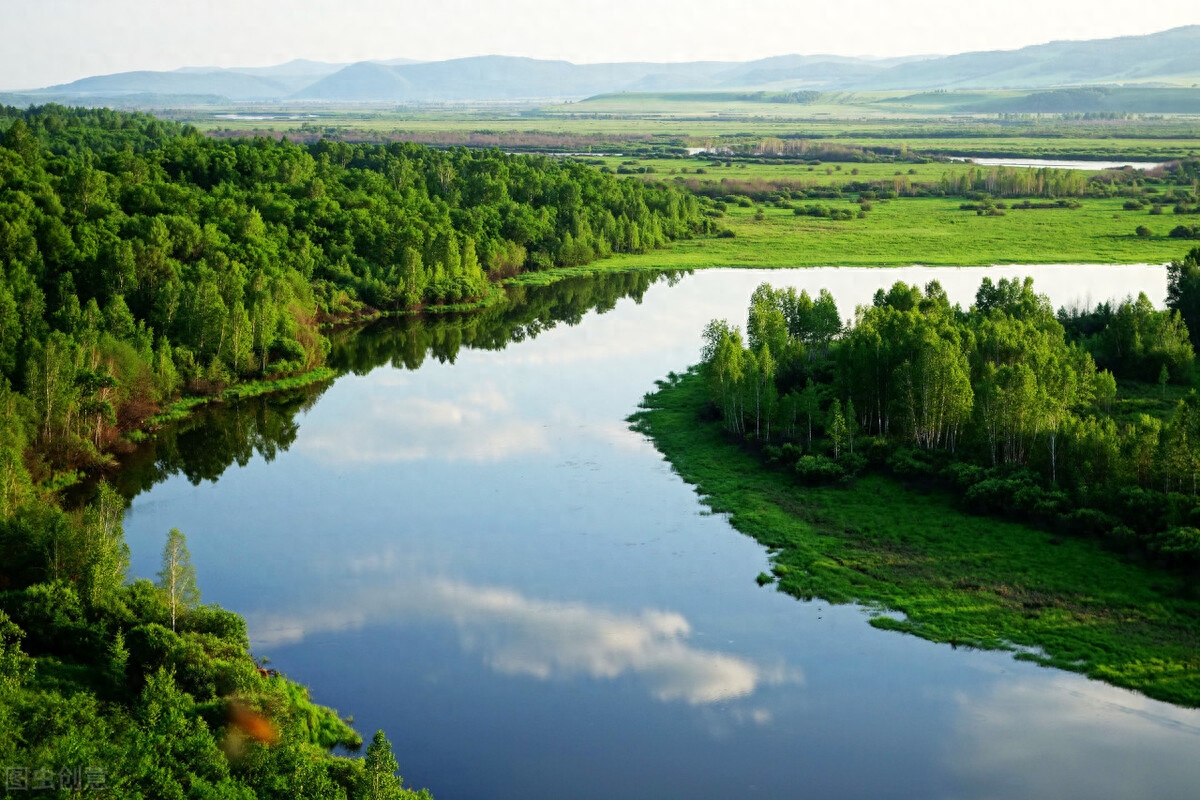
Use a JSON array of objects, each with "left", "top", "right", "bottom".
[
  {"left": 795, "top": 455, "right": 846, "bottom": 484},
  {"left": 887, "top": 447, "right": 936, "bottom": 478},
  {"left": 1151, "top": 527, "right": 1200, "bottom": 561},
  {"left": 964, "top": 477, "right": 1026, "bottom": 515},
  {"left": 941, "top": 461, "right": 988, "bottom": 490},
  {"left": 1136, "top": 225, "right": 1153, "bottom": 237},
  {"left": 1170, "top": 225, "right": 1200, "bottom": 239},
  {"left": 1060, "top": 507, "right": 1120, "bottom": 539},
  {"left": 840, "top": 452, "right": 868, "bottom": 476}
]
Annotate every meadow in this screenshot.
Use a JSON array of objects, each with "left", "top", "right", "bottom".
[
  {"left": 176, "top": 97, "right": 1200, "bottom": 160},
  {"left": 629, "top": 369, "right": 1200, "bottom": 707},
  {"left": 585, "top": 198, "right": 1189, "bottom": 272}
]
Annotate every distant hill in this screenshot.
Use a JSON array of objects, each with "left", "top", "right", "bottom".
[
  {"left": 859, "top": 25, "right": 1200, "bottom": 90},
  {"left": 874, "top": 87, "right": 1200, "bottom": 115},
  {"left": 12, "top": 26, "right": 1200, "bottom": 106}
]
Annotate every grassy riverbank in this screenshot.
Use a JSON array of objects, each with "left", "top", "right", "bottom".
[
  {"left": 611, "top": 198, "right": 1184, "bottom": 268},
  {"left": 498, "top": 197, "right": 1181, "bottom": 302},
  {"left": 629, "top": 368, "right": 1200, "bottom": 707},
  {"left": 137, "top": 367, "right": 340, "bottom": 433}
]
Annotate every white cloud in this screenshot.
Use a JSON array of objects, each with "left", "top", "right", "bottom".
[
  {"left": 249, "top": 577, "right": 798, "bottom": 705},
  {"left": 297, "top": 380, "right": 550, "bottom": 464},
  {"left": 947, "top": 675, "right": 1200, "bottom": 797}
]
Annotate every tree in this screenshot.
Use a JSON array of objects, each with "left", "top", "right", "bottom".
[
  {"left": 156, "top": 529, "right": 199, "bottom": 631},
  {"left": 845, "top": 398, "right": 858, "bottom": 455},
  {"left": 1166, "top": 247, "right": 1200, "bottom": 348},
  {"left": 827, "top": 399, "right": 847, "bottom": 460},
  {"left": 360, "top": 730, "right": 407, "bottom": 800}
]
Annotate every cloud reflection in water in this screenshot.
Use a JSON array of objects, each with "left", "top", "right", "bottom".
[
  {"left": 251, "top": 578, "right": 795, "bottom": 706},
  {"left": 297, "top": 378, "right": 550, "bottom": 464},
  {"left": 949, "top": 675, "right": 1200, "bottom": 798}
]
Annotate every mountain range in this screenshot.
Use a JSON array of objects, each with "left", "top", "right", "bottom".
[{"left": 7, "top": 26, "right": 1200, "bottom": 106}]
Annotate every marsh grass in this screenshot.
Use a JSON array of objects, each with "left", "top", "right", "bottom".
[{"left": 630, "top": 368, "right": 1200, "bottom": 707}]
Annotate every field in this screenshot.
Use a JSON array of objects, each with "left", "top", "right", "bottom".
[
  {"left": 629, "top": 369, "right": 1200, "bottom": 707},
  {"left": 172, "top": 94, "right": 1200, "bottom": 161},
  {"left": 593, "top": 198, "right": 1190, "bottom": 271}
]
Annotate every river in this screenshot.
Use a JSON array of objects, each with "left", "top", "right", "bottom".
[
  {"left": 948, "top": 157, "right": 1165, "bottom": 171},
  {"left": 118, "top": 265, "right": 1200, "bottom": 800}
]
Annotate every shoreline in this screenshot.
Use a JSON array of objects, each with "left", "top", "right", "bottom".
[{"left": 629, "top": 367, "right": 1200, "bottom": 708}]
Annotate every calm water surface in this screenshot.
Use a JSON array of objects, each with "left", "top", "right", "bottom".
[
  {"left": 949, "top": 157, "right": 1165, "bottom": 171},
  {"left": 120, "top": 266, "right": 1200, "bottom": 800}
]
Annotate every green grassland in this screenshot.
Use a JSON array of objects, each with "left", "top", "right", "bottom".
[
  {"left": 176, "top": 99, "right": 1200, "bottom": 161},
  {"left": 595, "top": 199, "right": 1186, "bottom": 271},
  {"left": 595, "top": 156, "right": 1066, "bottom": 187},
  {"left": 629, "top": 368, "right": 1200, "bottom": 706}
]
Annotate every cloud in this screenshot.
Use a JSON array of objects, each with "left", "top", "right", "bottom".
[
  {"left": 947, "top": 675, "right": 1200, "bottom": 797},
  {"left": 249, "top": 577, "right": 797, "bottom": 705},
  {"left": 297, "top": 381, "right": 549, "bottom": 464}
]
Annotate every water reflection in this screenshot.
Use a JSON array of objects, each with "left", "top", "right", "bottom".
[
  {"left": 106, "top": 385, "right": 328, "bottom": 499},
  {"left": 250, "top": 577, "right": 793, "bottom": 706},
  {"left": 327, "top": 269, "right": 689, "bottom": 375},
  {"left": 113, "top": 269, "right": 686, "bottom": 495},
  {"left": 949, "top": 676, "right": 1200, "bottom": 798},
  {"left": 299, "top": 378, "right": 551, "bottom": 464},
  {"left": 119, "top": 263, "right": 1197, "bottom": 800}
]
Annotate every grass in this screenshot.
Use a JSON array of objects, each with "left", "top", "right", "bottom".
[
  {"left": 486, "top": 195, "right": 1189, "bottom": 313},
  {"left": 600, "top": 156, "right": 1003, "bottom": 187},
  {"left": 629, "top": 368, "right": 1200, "bottom": 707},
  {"left": 173, "top": 102, "right": 1200, "bottom": 160},
  {"left": 605, "top": 198, "right": 1188, "bottom": 269},
  {"left": 142, "top": 367, "right": 338, "bottom": 429}
]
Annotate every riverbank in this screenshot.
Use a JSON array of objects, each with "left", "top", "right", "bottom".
[
  {"left": 495, "top": 196, "right": 1180, "bottom": 298},
  {"left": 629, "top": 368, "right": 1200, "bottom": 707},
  {"left": 135, "top": 367, "right": 341, "bottom": 434}
]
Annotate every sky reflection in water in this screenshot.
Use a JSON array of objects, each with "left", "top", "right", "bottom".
[{"left": 122, "top": 265, "right": 1199, "bottom": 800}]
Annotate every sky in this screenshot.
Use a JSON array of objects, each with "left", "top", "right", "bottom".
[{"left": 5, "top": 0, "right": 1200, "bottom": 90}]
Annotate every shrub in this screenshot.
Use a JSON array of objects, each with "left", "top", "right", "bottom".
[
  {"left": 1060, "top": 507, "right": 1120, "bottom": 539},
  {"left": 887, "top": 447, "right": 935, "bottom": 478},
  {"left": 795, "top": 455, "right": 846, "bottom": 484},
  {"left": 840, "top": 452, "right": 868, "bottom": 476},
  {"left": 1136, "top": 225, "right": 1153, "bottom": 237},
  {"left": 1151, "top": 527, "right": 1200, "bottom": 561}
]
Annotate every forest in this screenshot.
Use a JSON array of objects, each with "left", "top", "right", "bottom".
[
  {"left": 0, "top": 106, "right": 706, "bottom": 798},
  {"left": 0, "top": 105, "right": 706, "bottom": 476},
  {"left": 697, "top": 248, "right": 1200, "bottom": 567}
]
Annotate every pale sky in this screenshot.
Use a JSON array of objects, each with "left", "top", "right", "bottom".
[{"left": 5, "top": 0, "right": 1200, "bottom": 91}]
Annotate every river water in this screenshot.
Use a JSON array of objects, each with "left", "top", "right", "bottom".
[
  {"left": 948, "top": 157, "right": 1165, "bottom": 171},
  {"left": 118, "top": 265, "right": 1200, "bottom": 800}
]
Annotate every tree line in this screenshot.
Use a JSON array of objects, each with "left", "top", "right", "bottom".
[
  {"left": 699, "top": 250, "right": 1200, "bottom": 567},
  {"left": 0, "top": 105, "right": 707, "bottom": 474}
]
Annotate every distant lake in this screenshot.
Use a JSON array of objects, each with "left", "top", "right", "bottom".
[
  {"left": 118, "top": 265, "right": 1199, "bottom": 800},
  {"left": 949, "top": 157, "right": 1166, "bottom": 171}
]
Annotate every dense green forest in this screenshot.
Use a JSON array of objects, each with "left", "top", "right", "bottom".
[
  {"left": 0, "top": 105, "right": 706, "bottom": 476},
  {"left": 697, "top": 248, "right": 1200, "bottom": 567},
  {"left": 0, "top": 105, "right": 705, "bottom": 798}
]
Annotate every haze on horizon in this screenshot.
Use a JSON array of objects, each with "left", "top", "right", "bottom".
[{"left": 6, "top": 0, "right": 1200, "bottom": 91}]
